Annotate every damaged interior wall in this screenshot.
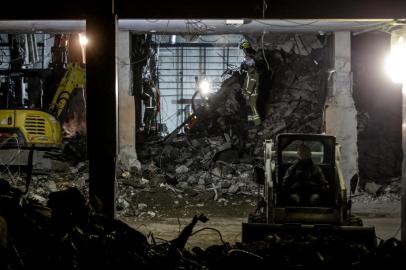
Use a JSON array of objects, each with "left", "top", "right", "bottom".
[
  {"left": 248, "top": 33, "right": 327, "bottom": 137},
  {"left": 352, "top": 31, "right": 402, "bottom": 190}
]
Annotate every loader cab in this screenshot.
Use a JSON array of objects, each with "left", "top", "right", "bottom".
[
  {"left": 263, "top": 133, "right": 347, "bottom": 225},
  {"left": 275, "top": 134, "right": 336, "bottom": 207},
  {"left": 244, "top": 133, "right": 375, "bottom": 246}
]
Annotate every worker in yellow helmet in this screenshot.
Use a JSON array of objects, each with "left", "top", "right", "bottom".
[{"left": 239, "top": 39, "right": 261, "bottom": 126}]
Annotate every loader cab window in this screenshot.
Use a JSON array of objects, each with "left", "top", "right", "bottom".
[
  {"left": 277, "top": 136, "right": 335, "bottom": 207},
  {"left": 281, "top": 140, "right": 324, "bottom": 165}
]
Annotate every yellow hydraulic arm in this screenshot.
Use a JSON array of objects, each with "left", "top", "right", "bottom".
[{"left": 48, "top": 63, "right": 86, "bottom": 119}]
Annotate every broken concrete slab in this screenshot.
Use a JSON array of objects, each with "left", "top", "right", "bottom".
[
  {"left": 228, "top": 184, "right": 240, "bottom": 194},
  {"left": 175, "top": 165, "right": 189, "bottom": 174},
  {"left": 365, "top": 182, "right": 383, "bottom": 195}
]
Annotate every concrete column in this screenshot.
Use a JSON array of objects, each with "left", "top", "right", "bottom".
[
  {"left": 325, "top": 32, "right": 358, "bottom": 189},
  {"left": 117, "top": 31, "right": 137, "bottom": 167}
]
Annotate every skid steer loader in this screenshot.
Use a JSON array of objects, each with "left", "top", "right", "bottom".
[{"left": 242, "top": 133, "right": 377, "bottom": 249}]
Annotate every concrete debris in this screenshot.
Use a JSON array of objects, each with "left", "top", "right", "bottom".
[
  {"left": 364, "top": 182, "right": 383, "bottom": 195},
  {"left": 198, "top": 178, "right": 205, "bottom": 186},
  {"left": 227, "top": 184, "right": 240, "bottom": 194},
  {"left": 187, "top": 175, "right": 197, "bottom": 185},
  {"left": 138, "top": 203, "right": 148, "bottom": 210},
  {"left": 29, "top": 194, "right": 47, "bottom": 204},
  {"left": 122, "top": 171, "right": 131, "bottom": 178},
  {"left": 51, "top": 160, "right": 70, "bottom": 172},
  {"left": 141, "top": 178, "right": 150, "bottom": 185},
  {"left": 47, "top": 180, "right": 58, "bottom": 192},
  {"left": 69, "top": 166, "right": 79, "bottom": 174},
  {"left": 0, "top": 183, "right": 404, "bottom": 269},
  {"left": 177, "top": 182, "right": 189, "bottom": 189},
  {"left": 175, "top": 165, "right": 189, "bottom": 174},
  {"left": 160, "top": 183, "right": 182, "bottom": 193}
]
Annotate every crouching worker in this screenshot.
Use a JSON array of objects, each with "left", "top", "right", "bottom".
[{"left": 281, "top": 144, "right": 329, "bottom": 206}]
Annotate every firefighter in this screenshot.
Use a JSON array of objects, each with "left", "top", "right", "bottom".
[
  {"left": 239, "top": 40, "right": 261, "bottom": 126},
  {"left": 142, "top": 80, "right": 159, "bottom": 135}
]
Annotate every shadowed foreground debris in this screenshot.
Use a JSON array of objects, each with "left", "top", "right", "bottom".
[{"left": 0, "top": 182, "right": 405, "bottom": 269}]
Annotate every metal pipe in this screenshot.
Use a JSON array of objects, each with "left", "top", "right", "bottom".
[
  {"left": 42, "top": 34, "right": 45, "bottom": 69},
  {"left": 32, "top": 34, "right": 39, "bottom": 63},
  {"left": 23, "top": 34, "right": 29, "bottom": 64}
]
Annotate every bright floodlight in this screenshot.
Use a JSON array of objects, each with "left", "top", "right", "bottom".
[
  {"left": 198, "top": 80, "right": 211, "bottom": 95},
  {"left": 385, "top": 36, "right": 406, "bottom": 84},
  {"left": 79, "top": 33, "right": 88, "bottom": 46},
  {"left": 170, "top": 35, "right": 176, "bottom": 44}
]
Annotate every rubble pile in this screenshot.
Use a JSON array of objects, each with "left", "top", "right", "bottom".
[
  {"left": 140, "top": 135, "right": 259, "bottom": 193},
  {"left": 0, "top": 184, "right": 404, "bottom": 270},
  {"left": 352, "top": 176, "right": 401, "bottom": 204},
  {"left": 135, "top": 33, "right": 327, "bottom": 204},
  {"left": 1, "top": 159, "right": 257, "bottom": 218}
]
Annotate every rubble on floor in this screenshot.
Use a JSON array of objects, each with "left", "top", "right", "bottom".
[
  {"left": 134, "top": 33, "right": 327, "bottom": 212},
  {"left": 0, "top": 184, "right": 404, "bottom": 270},
  {"left": 352, "top": 177, "right": 401, "bottom": 206},
  {"left": 0, "top": 159, "right": 259, "bottom": 219}
]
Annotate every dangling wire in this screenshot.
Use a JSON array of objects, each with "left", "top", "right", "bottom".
[{"left": 261, "top": 0, "right": 271, "bottom": 71}]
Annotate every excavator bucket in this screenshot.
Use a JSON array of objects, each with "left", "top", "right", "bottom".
[{"left": 242, "top": 222, "right": 377, "bottom": 250}]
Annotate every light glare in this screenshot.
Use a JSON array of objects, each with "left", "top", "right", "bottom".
[
  {"left": 79, "top": 33, "right": 88, "bottom": 46},
  {"left": 385, "top": 36, "right": 406, "bottom": 84},
  {"left": 198, "top": 80, "right": 211, "bottom": 95}
]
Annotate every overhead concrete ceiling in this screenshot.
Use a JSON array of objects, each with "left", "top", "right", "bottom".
[
  {"left": 0, "top": 20, "right": 86, "bottom": 33},
  {"left": 0, "top": 19, "right": 396, "bottom": 34},
  {"left": 120, "top": 19, "right": 395, "bottom": 35}
]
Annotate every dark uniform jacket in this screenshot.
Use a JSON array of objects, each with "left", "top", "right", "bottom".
[{"left": 282, "top": 159, "right": 329, "bottom": 193}]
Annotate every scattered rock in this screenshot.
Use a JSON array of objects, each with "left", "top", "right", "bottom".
[
  {"left": 228, "top": 184, "right": 240, "bottom": 194},
  {"left": 30, "top": 194, "right": 47, "bottom": 204},
  {"left": 198, "top": 178, "right": 205, "bottom": 186},
  {"left": 365, "top": 182, "right": 383, "bottom": 195},
  {"left": 47, "top": 181, "right": 58, "bottom": 192},
  {"left": 177, "top": 182, "right": 189, "bottom": 189},
  {"left": 138, "top": 203, "right": 148, "bottom": 210},
  {"left": 140, "top": 178, "right": 150, "bottom": 185},
  {"left": 175, "top": 165, "right": 189, "bottom": 174},
  {"left": 121, "top": 171, "right": 131, "bottom": 178}
]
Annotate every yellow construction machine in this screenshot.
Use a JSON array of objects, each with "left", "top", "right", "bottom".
[
  {"left": 0, "top": 63, "right": 85, "bottom": 149},
  {"left": 242, "top": 133, "right": 377, "bottom": 249}
]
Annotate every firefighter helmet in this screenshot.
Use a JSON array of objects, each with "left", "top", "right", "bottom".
[{"left": 239, "top": 40, "right": 252, "bottom": 50}]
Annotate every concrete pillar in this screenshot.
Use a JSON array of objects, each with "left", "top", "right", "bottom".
[
  {"left": 117, "top": 31, "right": 137, "bottom": 167},
  {"left": 325, "top": 32, "right": 358, "bottom": 189}
]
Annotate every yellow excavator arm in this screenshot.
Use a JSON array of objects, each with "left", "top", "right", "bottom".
[
  {"left": 0, "top": 63, "right": 85, "bottom": 148},
  {"left": 48, "top": 63, "right": 86, "bottom": 119}
]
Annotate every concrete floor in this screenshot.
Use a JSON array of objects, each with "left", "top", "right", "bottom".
[
  {"left": 121, "top": 193, "right": 401, "bottom": 248},
  {"left": 123, "top": 215, "right": 401, "bottom": 248}
]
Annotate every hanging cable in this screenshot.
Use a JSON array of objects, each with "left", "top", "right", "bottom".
[
  {"left": 261, "top": 31, "right": 271, "bottom": 71},
  {"left": 190, "top": 227, "right": 226, "bottom": 245}
]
